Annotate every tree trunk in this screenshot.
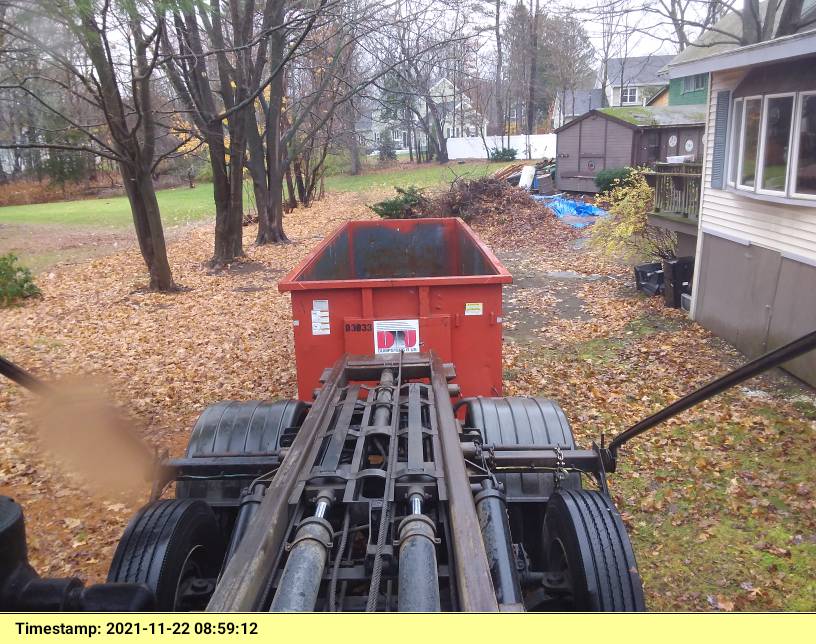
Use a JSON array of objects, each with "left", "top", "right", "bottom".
[
  {"left": 350, "top": 133, "right": 361, "bottom": 175},
  {"left": 526, "top": 0, "right": 540, "bottom": 136},
  {"left": 284, "top": 164, "right": 297, "bottom": 211},
  {"left": 208, "top": 136, "right": 237, "bottom": 266},
  {"left": 294, "top": 159, "right": 307, "bottom": 204},
  {"left": 248, "top": 118, "right": 273, "bottom": 244},
  {"left": 121, "top": 163, "right": 175, "bottom": 291},
  {"left": 493, "top": 0, "right": 504, "bottom": 137}
]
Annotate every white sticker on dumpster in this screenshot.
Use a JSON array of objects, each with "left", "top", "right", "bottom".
[
  {"left": 373, "top": 319, "right": 420, "bottom": 353},
  {"left": 311, "top": 309, "right": 330, "bottom": 335},
  {"left": 464, "top": 302, "right": 483, "bottom": 316}
]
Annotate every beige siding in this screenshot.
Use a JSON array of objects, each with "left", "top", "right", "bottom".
[
  {"left": 606, "top": 121, "right": 633, "bottom": 168},
  {"left": 698, "top": 69, "right": 816, "bottom": 261}
]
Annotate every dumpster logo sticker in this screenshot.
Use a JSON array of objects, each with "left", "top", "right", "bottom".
[{"left": 373, "top": 319, "right": 420, "bottom": 353}]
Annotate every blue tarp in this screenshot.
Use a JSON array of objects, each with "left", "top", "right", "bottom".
[{"left": 532, "top": 195, "right": 607, "bottom": 228}]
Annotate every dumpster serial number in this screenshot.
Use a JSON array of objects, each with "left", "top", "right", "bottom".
[{"left": 345, "top": 323, "right": 373, "bottom": 332}]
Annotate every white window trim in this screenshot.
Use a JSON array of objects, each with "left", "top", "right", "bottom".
[
  {"left": 620, "top": 87, "right": 638, "bottom": 105},
  {"left": 790, "top": 90, "right": 816, "bottom": 199},
  {"left": 736, "top": 95, "right": 763, "bottom": 191},
  {"left": 756, "top": 92, "right": 796, "bottom": 196},
  {"left": 726, "top": 98, "right": 743, "bottom": 187},
  {"left": 727, "top": 90, "right": 816, "bottom": 202}
]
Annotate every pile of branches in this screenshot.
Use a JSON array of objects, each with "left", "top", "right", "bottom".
[
  {"left": 369, "top": 176, "right": 581, "bottom": 248},
  {"left": 429, "top": 176, "right": 536, "bottom": 222}
]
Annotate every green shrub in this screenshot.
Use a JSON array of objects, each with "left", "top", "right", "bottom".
[
  {"left": 369, "top": 185, "right": 428, "bottom": 219},
  {"left": 594, "top": 166, "right": 634, "bottom": 193},
  {"left": 590, "top": 168, "right": 676, "bottom": 261},
  {"left": 0, "top": 254, "right": 41, "bottom": 307},
  {"left": 489, "top": 147, "right": 517, "bottom": 161},
  {"left": 377, "top": 132, "right": 397, "bottom": 162}
]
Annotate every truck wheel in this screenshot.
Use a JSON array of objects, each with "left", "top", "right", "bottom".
[
  {"left": 108, "top": 499, "right": 225, "bottom": 611},
  {"left": 176, "top": 400, "right": 307, "bottom": 502},
  {"left": 542, "top": 489, "right": 645, "bottom": 611}
]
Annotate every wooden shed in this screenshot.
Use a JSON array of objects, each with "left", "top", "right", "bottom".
[{"left": 554, "top": 106, "right": 706, "bottom": 193}]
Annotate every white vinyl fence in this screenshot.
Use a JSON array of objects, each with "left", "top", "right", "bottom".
[{"left": 446, "top": 134, "right": 556, "bottom": 160}]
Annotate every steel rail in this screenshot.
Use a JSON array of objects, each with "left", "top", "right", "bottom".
[
  {"left": 206, "top": 355, "right": 348, "bottom": 611},
  {"left": 429, "top": 352, "right": 499, "bottom": 612}
]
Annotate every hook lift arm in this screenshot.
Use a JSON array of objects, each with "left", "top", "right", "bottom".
[{"left": 602, "top": 329, "right": 816, "bottom": 471}]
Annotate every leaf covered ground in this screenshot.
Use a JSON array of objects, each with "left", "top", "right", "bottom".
[{"left": 1, "top": 194, "right": 814, "bottom": 610}]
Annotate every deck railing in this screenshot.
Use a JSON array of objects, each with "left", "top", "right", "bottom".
[{"left": 648, "top": 162, "right": 702, "bottom": 219}]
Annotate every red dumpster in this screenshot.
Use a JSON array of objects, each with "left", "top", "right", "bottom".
[{"left": 279, "top": 217, "right": 512, "bottom": 399}]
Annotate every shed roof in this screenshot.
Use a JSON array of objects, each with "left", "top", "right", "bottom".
[
  {"left": 597, "top": 105, "right": 707, "bottom": 127},
  {"left": 555, "top": 105, "right": 706, "bottom": 132}
]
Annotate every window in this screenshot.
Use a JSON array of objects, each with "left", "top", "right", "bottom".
[
  {"left": 727, "top": 90, "right": 816, "bottom": 201},
  {"left": 739, "top": 98, "right": 761, "bottom": 188},
  {"left": 682, "top": 74, "right": 706, "bottom": 94},
  {"left": 792, "top": 92, "right": 816, "bottom": 197},
  {"left": 620, "top": 87, "right": 638, "bottom": 105},
  {"left": 728, "top": 99, "right": 742, "bottom": 186},
  {"left": 758, "top": 94, "right": 794, "bottom": 193}
]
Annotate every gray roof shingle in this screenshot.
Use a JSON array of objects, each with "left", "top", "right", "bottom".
[{"left": 605, "top": 55, "right": 674, "bottom": 87}]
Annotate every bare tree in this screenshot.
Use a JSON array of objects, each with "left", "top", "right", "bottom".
[
  {"left": 0, "top": 0, "right": 180, "bottom": 290},
  {"left": 627, "top": 0, "right": 815, "bottom": 51}
]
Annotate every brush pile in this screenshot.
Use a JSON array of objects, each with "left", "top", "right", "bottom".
[{"left": 369, "top": 176, "right": 581, "bottom": 249}]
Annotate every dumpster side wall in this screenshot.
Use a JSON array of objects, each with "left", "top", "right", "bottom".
[{"left": 288, "top": 283, "right": 504, "bottom": 399}]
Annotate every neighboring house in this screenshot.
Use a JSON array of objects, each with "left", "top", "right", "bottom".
[
  {"left": 647, "top": 73, "right": 709, "bottom": 107},
  {"left": 598, "top": 55, "right": 674, "bottom": 107},
  {"left": 424, "top": 78, "right": 485, "bottom": 139},
  {"left": 647, "top": 86, "right": 669, "bottom": 106},
  {"left": 554, "top": 105, "right": 705, "bottom": 192},
  {"left": 551, "top": 88, "right": 605, "bottom": 129},
  {"left": 355, "top": 78, "right": 484, "bottom": 153},
  {"left": 666, "top": 25, "right": 816, "bottom": 385}
]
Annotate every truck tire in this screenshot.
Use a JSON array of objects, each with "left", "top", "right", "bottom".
[
  {"left": 542, "top": 489, "right": 645, "bottom": 611},
  {"left": 108, "top": 499, "right": 225, "bottom": 611},
  {"left": 176, "top": 400, "right": 307, "bottom": 503}
]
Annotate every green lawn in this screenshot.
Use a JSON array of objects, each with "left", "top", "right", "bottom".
[
  {"left": 0, "top": 161, "right": 506, "bottom": 228},
  {"left": 0, "top": 183, "right": 217, "bottom": 228}
]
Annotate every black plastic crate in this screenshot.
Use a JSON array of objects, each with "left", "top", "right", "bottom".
[{"left": 634, "top": 262, "right": 664, "bottom": 296}]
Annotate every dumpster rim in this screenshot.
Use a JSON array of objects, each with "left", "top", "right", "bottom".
[{"left": 277, "top": 217, "right": 512, "bottom": 293}]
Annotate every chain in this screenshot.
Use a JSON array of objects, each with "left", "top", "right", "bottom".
[{"left": 554, "top": 444, "right": 567, "bottom": 490}]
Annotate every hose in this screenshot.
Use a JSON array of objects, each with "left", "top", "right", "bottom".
[{"left": 328, "top": 507, "right": 351, "bottom": 612}]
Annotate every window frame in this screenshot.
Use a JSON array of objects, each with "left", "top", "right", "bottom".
[
  {"left": 736, "top": 95, "right": 763, "bottom": 192},
  {"left": 790, "top": 90, "right": 816, "bottom": 199},
  {"left": 726, "top": 89, "right": 816, "bottom": 202},
  {"left": 756, "top": 92, "right": 796, "bottom": 196},
  {"left": 683, "top": 74, "right": 706, "bottom": 94},
  {"left": 727, "top": 97, "right": 743, "bottom": 187},
  {"left": 620, "top": 86, "right": 638, "bottom": 105}
]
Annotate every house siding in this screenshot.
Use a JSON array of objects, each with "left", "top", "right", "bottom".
[
  {"left": 668, "top": 77, "right": 708, "bottom": 105},
  {"left": 691, "top": 67, "right": 816, "bottom": 385},
  {"left": 696, "top": 69, "right": 816, "bottom": 260}
]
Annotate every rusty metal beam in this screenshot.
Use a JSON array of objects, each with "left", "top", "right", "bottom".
[
  {"left": 429, "top": 353, "right": 499, "bottom": 612},
  {"left": 206, "top": 356, "right": 348, "bottom": 611}
]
